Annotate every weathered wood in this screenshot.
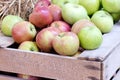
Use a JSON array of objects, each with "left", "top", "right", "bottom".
[
  {"left": 78, "top": 22, "right": 120, "bottom": 61},
  {"left": 0, "top": 74, "right": 24, "bottom": 80},
  {"left": 103, "top": 43, "right": 120, "bottom": 80},
  {"left": 0, "top": 48, "right": 101, "bottom": 80},
  {"left": 0, "top": 31, "right": 14, "bottom": 47}
]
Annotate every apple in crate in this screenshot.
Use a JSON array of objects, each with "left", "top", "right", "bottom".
[
  {"left": 91, "top": 10, "right": 114, "bottom": 33},
  {"left": 51, "top": 0, "right": 79, "bottom": 8},
  {"left": 52, "top": 32, "right": 79, "bottom": 56},
  {"left": 18, "top": 41, "right": 39, "bottom": 80},
  {"left": 36, "top": 27, "right": 61, "bottom": 52},
  {"left": 48, "top": 4, "right": 62, "bottom": 21},
  {"left": 34, "top": 0, "right": 51, "bottom": 7},
  {"left": 102, "top": 0, "right": 120, "bottom": 13},
  {"left": 12, "top": 21, "right": 37, "bottom": 43},
  {"left": 78, "top": 26, "right": 103, "bottom": 50},
  {"left": 29, "top": 6, "right": 53, "bottom": 28},
  {"left": 1, "top": 15, "right": 23, "bottom": 36},
  {"left": 61, "top": 3, "right": 89, "bottom": 25},
  {"left": 79, "top": 0, "right": 100, "bottom": 15},
  {"left": 71, "top": 19, "right": 95, "bottom": 34},
  {"left": 50, "top": 21, "right": 71, "bottom": 32}
]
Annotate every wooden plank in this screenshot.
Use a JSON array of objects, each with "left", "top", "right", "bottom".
[
  {"left": 103, "top": 43, "right": 120, "bottom": 80},
  {"left": 0, "top": 31, "right": 14, "bottom": 47},
  {"left": 78, "top": 22, "right": 120, "bottom": 61},
  {"left": 0, "top": 74, "right": 24, "bottom": 80},
  {"left": 0, "top": 48, "right": 101, "bottom": 80}
]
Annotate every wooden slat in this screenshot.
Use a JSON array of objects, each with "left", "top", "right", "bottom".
[
  {"left": 78, "top": 22, "right": 120, "bottom": 61},
  {"left": 0, "top": 75, "right": 24, "bottom": 80},
  {"left": 0, "top": 31, "right": 14, "bottom": 47},
  {"left": 103, "top": 43, "right": 120, "bottom": 80},
  {"left": 0, "top": 48, "right": 101, "bottom": 80}
]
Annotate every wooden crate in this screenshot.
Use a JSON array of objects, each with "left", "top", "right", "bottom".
[{"left": 0, "top": 21, "right": 120, "bottom": 80}]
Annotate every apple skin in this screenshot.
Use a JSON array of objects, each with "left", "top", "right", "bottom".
[
  {"left": 48, "top": 4, "right": 62, "bottom": 21},
  {"left": 1, "top": 15, "right": 23, "bottom": 36},
  {"left": 91, "top": 10, "right": 114, "bottom": 33},
  {"left": 61, "top": 3, "right": 89, "bottom": 25},
  {"left": 52, "top": 32, "right": 79, "bottom": 56},
  {"left": 51, "top": 0, "right": 79, "bottom": 8},
  {"left": 102, "top": 0, "right": 120, "bottom": 13},
  {"left": 78, "top": 26, "right": 103, "bottom": 50},
  {"left": 18, "top": 41, "right": 39, "bottom": 52},
  {"left": 111, "top": 13, "right": 120, "bottom": 22},
  {"left": 50, "top": 21, "right": 71, "bottom": 32},
  {"left": 79, "top": 0, "right": 100, "bottom": 15},
  {"left": 71, "top": 19, "right": 95, "bottom": 34},
  {"left": 29, "top": 6, "right": 53, "bottom": 28},
  {"left": 36, "top": 27, "right": 61, "bottom": 52},
  {"left": 12, "top": 21, "right": 37, "bottom": 43}
]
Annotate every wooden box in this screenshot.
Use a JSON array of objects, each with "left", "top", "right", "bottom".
[{"left": 0, "top": 21, "right": 120, "bottom": 80}]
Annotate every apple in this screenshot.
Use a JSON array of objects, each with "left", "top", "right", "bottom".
[
  {"left": 71, "top": 19, "right": 95, "bottom": 34},
  {"left": 18, "top": 41, "right": 39, "bottom": 52},
  {"left": 91, "top": 10, "right": 114, "bottom": 33},
  {"left": 29, "top": 6, "right": 53, "bottom": 28},
  {"left": 78, "top": 26, "right": 103, "bottom": 50},
  {"left": 51, "top": 0, "right": 79, "bottom": 8},
  {"left": 48, "top": 4, "right": 62, "bottom": 21},
  {"left": 102, "top": 0, "right": 120, "bottom": 13},
  {"left": 50, "top": 21, "right": 71, "bottom": 32},
  {"left": 12, "top": 21, "right": 37, "bottom": 43},
  {"left": 1, "top": 15, "right": 23, "bottom": 36},
  {"left": 111, "top": 13, "right": 120, "bottom": 22},
  {"left": 61, "top": 3, "right": 89, "bottom": 25},
  {"left": 52, "top": 32, "right": 79, "bottom": 56},
  {"left": 79, "top": 0, "right": 100, "bottom": 15},
  {"left": 36, "top": 27, "right": 61, "bottom": 52}
]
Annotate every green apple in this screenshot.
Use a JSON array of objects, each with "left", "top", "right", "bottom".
[
  {"left": 91, "top": 10, "right": 114, "bottom": 33},
  {"left": 51, "top": 0, "right": 79, "bottom": 8},
  {"left": 1, "top": 15, "right": 23, "bottom": 36},
  {"left": 79, "top": 0, "right": 100, "bottom": 15},
  {"left": 78, "top": 26, "right": 103, "bottom": 50},
  {"left": 62, "top": 3, "right": 89, "bottom": 25},
  {"left": 111, "top": 13, "right": 120, "bottom": 22},
  {"left": 18, "top": 41, "right": 39, "bottom": 52},
  {"left": 102, "top": 0, "right": 120, "bottom": 13}
]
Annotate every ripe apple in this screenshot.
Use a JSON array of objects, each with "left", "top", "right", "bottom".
[
  {"left": 50, "top": 21, "right": 71, "bottom": 32},
  {"left": 18, "top": 41, "right": 39, "bottom": 52},
  {"left": 71, "top": 19, "right": 95, "bottom": 34},
  {"left": 12, "top": 21, "right": 37, "bottom": 43},
  {"left": 48, "top": 4, "right": 62, "bottom": 21},
  {"left": 1, "top": 15, "right": 23, "bottom": 36},
  {"left": 79, "top": 0, "right": 100, "bottom": 15},
  {"left": 78, "top": 26, "right": 103, "bottom": 50},
  {"left": 61, "top": 3, "right": 89, "bottom": 25},
  {"left": 102, "top": 0, "right": 120, "bottom": 13},
  {"left": 51, "top": 0, "right": 79, "bottom": 8},
  {"left": 29, "top": 6, "right": 53, "bottom": 28},
  {"left": 52, "top": 32, "right": 79, "bottom": 56},
  {"left": 91, "top": 10, "right": 114, "bottom": 33},
  {"left": 36, "top": 27, "right": 61, "bottom": 52},
  {"left": 111, "top": 13, "right": 120, "bottom": 22}
]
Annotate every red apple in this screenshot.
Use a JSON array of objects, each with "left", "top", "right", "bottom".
[
  {"left": 48, "top": 4, "right": 62, "bottom": 21},
  {"left": 12, "top": 21, "right": 37, "bottom": 43},
  {"left": 50, "top": 21, "right": 71, "bottom": 32},
  {"left": 29, "top": 6, "right": 53, "bottom": 28},
  {"left": 36, "top": 27, "right": 61, "bottom": 52},
  {"left": 71, "top": 19, "right": 95, "bottom": 34},
  {"left": 52, "top": 32, "right": 79, "bottom": 56}
]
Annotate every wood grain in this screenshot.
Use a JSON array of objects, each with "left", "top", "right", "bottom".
[{"left": 0, "top": 48, "right": 101, "bottom": 80}]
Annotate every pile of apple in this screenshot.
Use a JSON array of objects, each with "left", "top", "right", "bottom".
[{"left": 1, "top": 0, "right": 120, "bottom": 57}]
